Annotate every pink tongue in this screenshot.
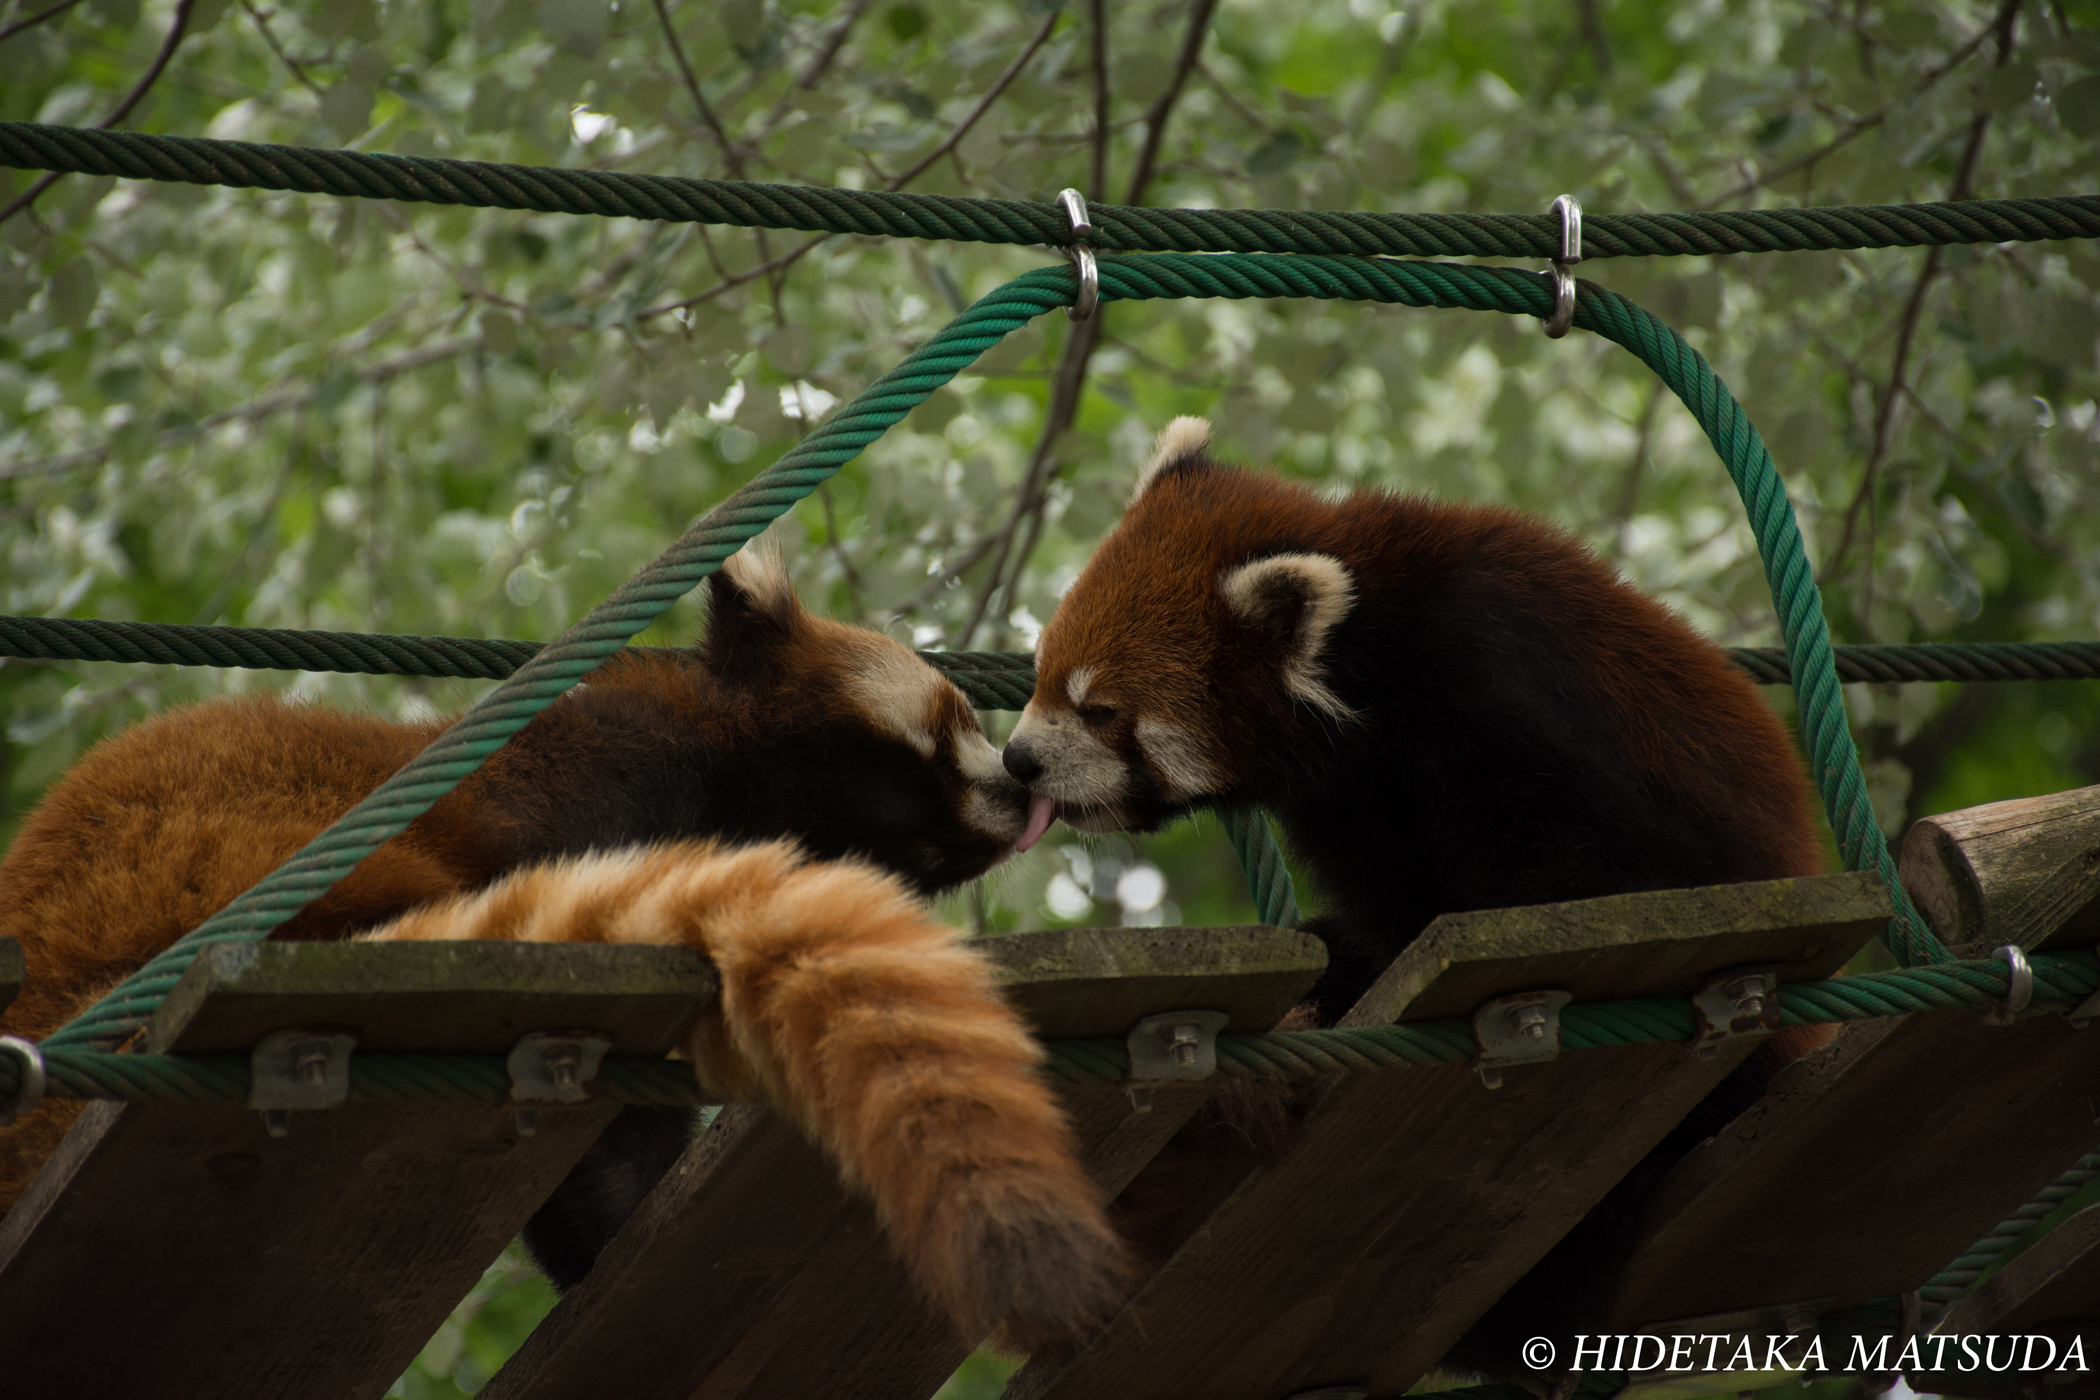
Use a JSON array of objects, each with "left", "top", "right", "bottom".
[{"left": 1016, "top": 795, "right": 1059, "bottom": 853}]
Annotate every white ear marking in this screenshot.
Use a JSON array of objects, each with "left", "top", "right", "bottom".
[
  {"left": 1219, "top": 552, "right": 1358, "bottom": 722},
  {"left": 842, "top": 635, "right": 942, "bottom": 758},
  {"left": 719, "top": 539, "right": 797, "bottom": 624},
  {"left": 1133, "top": 416, "right": 1213, "bottom": 498}
]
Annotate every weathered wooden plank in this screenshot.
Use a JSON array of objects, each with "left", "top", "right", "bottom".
[
  {"left": 0, "top": 941, "right": 716, "bottom": 1400},
  {"left": 1900, "top": 783, "right": 2100, "bottom": 952},
  {"left": 0, "top": 935, "right": 20, "bottom": 1019},
  {"left": 1619, "top": 800, "right": 2100, "bottom": 1329},
  {"left": 480, "top": 923, "right": 1329, "bottom": 1400},
  {"left": 1004, "top": 873, "right": 1888, "bottom": 1400}
]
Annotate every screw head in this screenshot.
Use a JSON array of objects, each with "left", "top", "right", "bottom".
[
  {"left": 1169, "top": 1023, "right": 1201, "bottom": 1067},
  {"left": 1721, "top": 976, "right": 1768, "bottom": 1019},
  {"left": 1511, "top": 1005, "right": 1548, "bottom": 1040},
  {"left": 292, "top": 1039, "right": 332, "bottom": 1089},
  {"left": 544, "top": 1043, "right": 584, "bottom": 1090}
]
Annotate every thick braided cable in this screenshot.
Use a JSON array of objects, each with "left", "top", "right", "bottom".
[
  {"left": 7, "top": 616, "right": 2097, "bottom": 694},
  {"left": 4, "top": 123, "right": 2098, "bottom": 258},
  {"left": 1218, "top": 805, "right": 1302, "bottom": 928},
  {"left": 0, "top": 615, "right": 1044, "bottom": 709},
  {"left": 1726, "top": 642, "right": 2100, "bottom": 685},
  {"left": 11, "top": 953, "right": 2087, "bottom": 1104},
  {"left": 40, "top": 268, "right": 1083, "bottom": 1050}
]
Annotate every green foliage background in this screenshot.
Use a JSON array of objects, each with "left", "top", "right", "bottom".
[{"left": 2, "top": 0, "right": 2098, "bottom": 1391}]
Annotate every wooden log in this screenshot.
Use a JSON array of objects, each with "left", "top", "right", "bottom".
[
  {"left": 1621, "top": 788, "right": 2100, "bottom": 1330},
  {"left": 479, "top": 923, "right": 1329, "bottom": 1400},
  {"left": 1900, "top": 783, "right": 2100, "bottom": 952},
  {"left": 1003, "top": 873, "right": 1888, "bottom": 1400},
  {"left": 0, "top": 941, "right": 716, "bottom": 1400}
]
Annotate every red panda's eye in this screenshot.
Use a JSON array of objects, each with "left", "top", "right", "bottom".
[{"left": 1077, "top": 703, "right": 1117, "bottom": 728}]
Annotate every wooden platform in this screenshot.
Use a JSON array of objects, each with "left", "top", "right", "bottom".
[
  {"left": 1610, "top": 785, "right": 2100, "bottom": 1331},
  {"left": 1903, "top": 1202, "right": 2100, "bottom": 1399},
  {"left": 478, "top": 923, "right": 1328, "bottom": 1400},
  {"left": 0, "top": 940, "right": 717, "bottom": 1400},
  {"left": 1002, "top": 873, "right": 1888, "bottom": 1400}
]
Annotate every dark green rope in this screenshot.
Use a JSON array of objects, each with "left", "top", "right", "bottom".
[
  {"left": 1217, "top": 805, "right": 1303, "bottom": 928},
  {"left": 8, "top": 616, "right": 2097, "bottom": 694},
  {"left": 3, "top": 122, "right": 2097, "bottom": 259},
  {"left": 35, "top": 248, "right": 1940, "bottom": 1049},
  {"left": 9, "top": 952, "right": 2087, "bottom": 1105}
]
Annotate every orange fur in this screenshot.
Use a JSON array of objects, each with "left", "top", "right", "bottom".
[{"left": 358, "top": 842, "right": 1132, "bottom": 1349}]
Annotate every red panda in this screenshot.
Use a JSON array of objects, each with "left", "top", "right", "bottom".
[
  {"left": 1003, "top": 417, "right": 1833, "bottom": 1373},
  {"left": 0, "top": 547, "right": 1132, "bottom": 1353}
]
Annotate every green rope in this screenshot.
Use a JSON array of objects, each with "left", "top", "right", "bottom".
[
  {"left": 8, "top": 616, "right": 2098, "bottom": 694},
  {"left": 5, "top": 122, "right": 2097, "bottom": 258},
  {"left": 10, "top": 952, "right": 2085, "bottom": 1105},
  {"left": 1217, "top": 805, "right": 1302, "bottom": 928},
  {"left": 36, "top": 247, "right": 1939, "bottom": 1048}
]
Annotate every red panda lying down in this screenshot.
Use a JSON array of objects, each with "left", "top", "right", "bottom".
[
  {"left": 1003, "top": 417, "right": 1833, "bottom": 1373},
  {"left": 0, "top": 548, "right": 1131, "bottom": 1353}
]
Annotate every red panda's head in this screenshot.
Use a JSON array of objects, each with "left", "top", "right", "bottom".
[
  {"left": 699, "top": 545, "right": 1030, "bottom": 891},
  {"left": 1003, "top": 418, "right": 1358, "bottom": 849}
]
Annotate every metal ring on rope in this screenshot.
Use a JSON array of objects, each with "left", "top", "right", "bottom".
[
  {"left": 0, "top": 1036, "right": 47, "bottom": 1126},
  {"left": 1059, "top": 187, "right": 1098, "bottom": 323},
  {"left": 1985, "top": 945, "right": 2035, "bottom": 1025},
  {"left": 1544, "top": 193, "right": 1582, "bottom": 339}
]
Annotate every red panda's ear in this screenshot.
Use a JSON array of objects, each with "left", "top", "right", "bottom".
[
  {"left": 705, "top": 543, "right": 801, "bottom": 671},
  {"left": 1132, "top": 415, "right": 1214, "bottom": 498},
  {"left": 1219, "top": 552, "right": 1358, "bottom": 721}
]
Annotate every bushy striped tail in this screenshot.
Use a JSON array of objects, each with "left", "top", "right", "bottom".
[{"left": 359, "top": 839, "right": 1132, "bottom": 1351}]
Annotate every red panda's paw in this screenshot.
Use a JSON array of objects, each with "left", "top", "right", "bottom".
[{"left": 920, "top": 1171, "right": 1136, "bottom": 1355}]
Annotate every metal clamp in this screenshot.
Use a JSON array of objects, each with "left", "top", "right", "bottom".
[
  {"left": 1543, "top": 193, "right": 1582, "bottom": 338},
  {"left": 1057, "top": 187, "right": 1098, "bottom": 323},
  {"left": 1690, "top": 966, "right": 1783, "bottom": 1057},
  {"left": 508, "top": 1031, "right": 613, "bottom": 1136},
  {"left": 1984, "top": 944, "right": 2034, "bottom": 1026},
  {"left": 249, "top": 1028, "right": 355, "bottom": 1138},
  {"left": 1472, "top": 989, "right": 1572, "bottom": 1090},
  {"left": 0, "top": 1035, "right": 46, "bottom": 1127},
  {"left": 1123, "top": 1009, "right": 1228, "bottom": 1113}
]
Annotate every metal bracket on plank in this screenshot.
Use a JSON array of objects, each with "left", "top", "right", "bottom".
[
  {"left": 1690, "top": 966, "right": 1783, "bottom": 1057},
  {"left": 1123, "top": 1009, "right": 1229, "bottom": 1114},
  {"left": 507, "top": 1030, "right": 613, "bottom": 1137},
  {"left": 249, "top": 1028, "right": 356, "bottom": 1138},
  {"left": 1472, "top": 989, "right": 1572, "bottom": 1090}
]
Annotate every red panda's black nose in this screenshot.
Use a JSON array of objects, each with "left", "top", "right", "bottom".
[{"left": 1002, "top": 741, "right": 1043, "bottom": 785}]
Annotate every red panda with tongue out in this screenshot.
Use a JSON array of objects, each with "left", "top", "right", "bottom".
[{"left": 1003, "top": 416, "right": 1831, "bottom": 1373}]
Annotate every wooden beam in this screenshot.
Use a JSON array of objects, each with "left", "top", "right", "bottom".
[
  {"left": 1900, "top": 783, "right": 2100, "bottom": 952},
  {"left": 1004, "top": 873, "right": 1887, "bottom": 1400},
  {"left": 479, "top": 923, "right": 1329, "bottom": 1400},
  {"left": 0, "top": 942, "right": 716, "bottom": 1400}
]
